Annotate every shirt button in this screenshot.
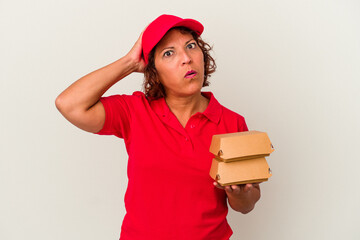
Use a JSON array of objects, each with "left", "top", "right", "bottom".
[
  {"left": 185, "top": 137, "right": 189, "bottom": 141},
  {"left": 190, "top": 124, "right": 195, "bottom": 129}
]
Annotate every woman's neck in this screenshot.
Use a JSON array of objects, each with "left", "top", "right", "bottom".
[{"left": 165, "top": 92, "right": 209, "bottom": 127}]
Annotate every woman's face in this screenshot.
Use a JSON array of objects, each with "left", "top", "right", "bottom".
[{"left": 154, "top": 29, "right": 205, "bottom": 98}]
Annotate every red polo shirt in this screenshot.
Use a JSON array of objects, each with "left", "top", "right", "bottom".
[{"left": 95, "top": 91, "right": 248, "bottom": 240}]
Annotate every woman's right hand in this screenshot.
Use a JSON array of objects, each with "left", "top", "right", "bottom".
[{"left": 125, "top": 31, "right": 146, "bottom": 73}]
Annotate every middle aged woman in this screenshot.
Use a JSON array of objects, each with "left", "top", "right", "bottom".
[{"left": 56, "top": 14, "right": 261, "bottom": 240}]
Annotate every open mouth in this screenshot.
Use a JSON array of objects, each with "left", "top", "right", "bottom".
[{"left": 185, "top": 70, "right": 197, "bottom": 78}]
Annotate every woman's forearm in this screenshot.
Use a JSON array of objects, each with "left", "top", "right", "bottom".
[
  {"left": 55, "top": 30, "right": 145, "bottom": 114},
  {"left": 55, "top": 56, "right": 136, "bottom": 113},
  {"left": 55, "top": 33, "right": 145, "bottom": 133}
]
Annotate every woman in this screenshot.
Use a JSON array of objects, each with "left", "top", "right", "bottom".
[{"left": 56, "top": 14, "right": 260, "bottom": 240}]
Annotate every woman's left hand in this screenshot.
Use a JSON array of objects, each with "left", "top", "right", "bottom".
[{"left": 213, "top": 182, "right": 261, "bottom": 214}]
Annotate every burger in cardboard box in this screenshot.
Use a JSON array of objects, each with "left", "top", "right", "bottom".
[{"left": 209, "top": 131, "right": 274, "bottom": 186}]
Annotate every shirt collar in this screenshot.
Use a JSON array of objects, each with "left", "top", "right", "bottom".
[
  {"left": 201, "top": 92, "right": 222, "bottom": 124},
  {"left": 151, "top": 91, "right": 222, "bottom": 124}
]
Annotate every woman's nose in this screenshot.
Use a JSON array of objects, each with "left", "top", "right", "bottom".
[{"left": 181, "top": 51, "right": 192, "bottom": 64}]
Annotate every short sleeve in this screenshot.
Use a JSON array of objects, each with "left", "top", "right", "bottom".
[
  {"left": 238, "top": 115, "right": 249, "bottom": 132},
  {"left": 94, "top": 94, "right": 133, "bottom": 139}
]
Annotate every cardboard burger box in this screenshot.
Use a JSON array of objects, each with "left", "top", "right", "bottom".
[{"left": 209, "top": 131, "right": 274, "bottom": 186}]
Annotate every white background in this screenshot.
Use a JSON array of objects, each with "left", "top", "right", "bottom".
[{"left": 1, "top": 0, "right": 359, "bottom": 239}]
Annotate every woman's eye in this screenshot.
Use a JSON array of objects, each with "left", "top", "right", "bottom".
[
  {"left": 187, "top": 43, "right": 196, "bottom": 49},
  {"left": 163, "top": 51, "right": 173, "bottom": 57}
]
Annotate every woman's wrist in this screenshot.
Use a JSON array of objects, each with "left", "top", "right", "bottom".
[{"left": 122, "top": 53, "right": 144, "bottom": 73}]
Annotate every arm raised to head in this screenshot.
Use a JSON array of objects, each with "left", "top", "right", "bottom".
[{"left": 55, "top": 33, "right": 145, "bottom": 133}]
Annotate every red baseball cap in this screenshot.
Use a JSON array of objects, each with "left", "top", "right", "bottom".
[{"left": 141, "top": 14, "right": 204, "bottom": 64}]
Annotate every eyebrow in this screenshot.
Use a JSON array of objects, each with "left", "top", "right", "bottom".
[{"left": 159, "top": 39, "right": 195, "bottom": 53}]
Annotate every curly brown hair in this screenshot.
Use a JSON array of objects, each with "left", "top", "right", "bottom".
[{"left": 143, "top": 26, "right": 216, "bottom": 99}]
